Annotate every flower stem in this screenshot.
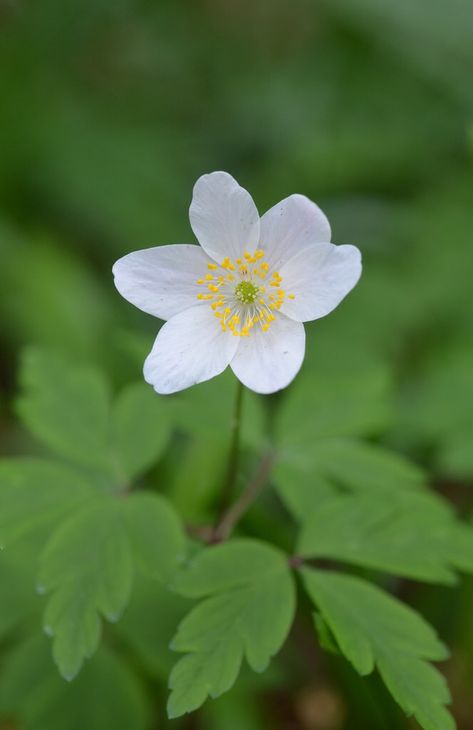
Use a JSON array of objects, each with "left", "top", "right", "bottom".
[
  {"left": 217, "top": 379, "right": 245, "bottom": 518},
  {"left": 213, "top": 448, "right": 275, "bottom": 542}
]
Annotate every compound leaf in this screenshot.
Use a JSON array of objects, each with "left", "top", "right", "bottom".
[
  {"left": 274, "top": 438, "right": 427, "bottom": 523},
  {"left": 298, "top": 490, "right": 473, "bottom": 583},
  {"left": 302, "top": 569, "right": 454, "bottom": 730},
  {"left": 167, "top": 539, "right": 295, "bottom": 718},
  {"left": 36, "top": 491, "right": 186, "bottom": 680},
  {"left": 37, "top": 501, "right": 132, "bottom": 680}
]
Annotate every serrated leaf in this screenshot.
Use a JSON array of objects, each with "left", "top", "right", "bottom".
[
  {"left": 121, "top": 492, "right": 186, "bottom": 580},
  {"left": 302, "top": 569, "right": 454, "bottom": 730},
  {"left": 286, "top": 436, "right": 425, "bottom": 492},
  {"left": 273, "top": 438, "right": 426, "bottom": 523},
  {"left": 298, "top": 490, "right": 473, "bottom": 584},
  {"left": 167, "top": 539, "right": 296, "bottom": 718},
  {"left": 0, "top": 637, "right": 150, "bottom": 730},
  {"left": 111, "top": 382, "right": 170, "bottom": 483},
  {"left": 0, "top": 458, "right": 98, "bottom": 548},
  {"left": 38, "top": 501, "right": 132, "bottom": 680},
  {"left": 36, "top": 491, "right": 186, "bottom": 679},
  {"left": 16, "top": 348, "right": 112, "bottom": 471}
]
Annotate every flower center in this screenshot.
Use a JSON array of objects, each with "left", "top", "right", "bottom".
[
  {"left": 235, "top": 280, "right": 259, "bottom": 304},
  {"left": 195, "top": 249, "right": 295, "bottom": 337}
]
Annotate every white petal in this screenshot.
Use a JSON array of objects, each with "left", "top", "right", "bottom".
[
  {"left": 144, "top": 306, "right": 239, "bottom": 394},
  {"left": 279, "top": 243, "right": 362, "bottom": 322},
  {"left": 259, "top": 194, "right": 332, "bottom": 271},
  {"left": 189, "top": 171, "right": 260, "bottom": 263},
  {"left": 230, "top": 315, "right": 305, "bottom": 394},
  {"left": 113, "top": 244, "right": 211, "bottom": 321}
]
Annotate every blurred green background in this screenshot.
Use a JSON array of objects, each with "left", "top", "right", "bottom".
[{"left": 1, "top": 1, "right": 473, "bottom": 728}]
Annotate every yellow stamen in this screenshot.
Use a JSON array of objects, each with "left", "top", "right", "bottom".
[{"left": 196, "top": 248, "right": 289, "bottom": 337}]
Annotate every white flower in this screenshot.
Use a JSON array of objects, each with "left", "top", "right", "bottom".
[{"left": 113, "top": 172, "right": 362, "bottom": 395}]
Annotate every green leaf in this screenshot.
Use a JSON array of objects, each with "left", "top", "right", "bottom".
[
  {"left": 298, "top": 490, "right": 472, "bottom": 584},
  {"left": 304, "top": 438, "right": 426, "bottom": 493},
  {"left": 277, "top": 364, "right": 392, "bottom": 454},
  {"left": 110, "top": 382, "right": 170, "bottom": 483},
  {"left": 121, "top": 492, "right": 186, "bottom": 580},
  {"left": 273, "top": 438, "right": 426, "bottom": 523},
  {"left": 16, "top": 348, "right": 172, "bottom": 486},
  {"left": 37, "top": 501, "right": 132, "bottom": 680},
  {"left": 0, "top": 458, "right": 98, "bottom": 548},
  {"left": 36, "top": 491, "right": 186, "bottom": 679},
  {"left": 273, "top": 462, "right": 339, "bottom": 522},
  {"left": 0, "top": 637, "right": 150, "bottom": 730},
  {"left": 302, "top": 569, "right": 454, "bottom": 730},
  {"left": 16, "top": 348, "right": 112, "bottom": 472},
  {"left": 167, "top": 539, "right": 296, "bottom": 718}
]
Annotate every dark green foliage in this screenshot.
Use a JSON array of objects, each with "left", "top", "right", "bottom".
[
  {"left": 302, "top": 570, "right": 454, "bottom": 730},
  {"left": 1, "top": 0, "right": 473, "bottom": 727},
  {"left": 168, "top": 540, "right": 296, "bottom": 717}
]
